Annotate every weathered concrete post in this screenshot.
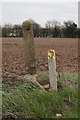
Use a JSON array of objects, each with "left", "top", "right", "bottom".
[
  {"left": 22, "top": 20, "right": 36, "bottom": 74},
  {"left": 48, "top": 49, "right": 57, "bottom": 91}
]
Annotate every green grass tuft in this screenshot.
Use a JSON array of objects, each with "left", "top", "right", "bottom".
[{"left": 2, "top": 73, "right": 78, "bottom": 119}]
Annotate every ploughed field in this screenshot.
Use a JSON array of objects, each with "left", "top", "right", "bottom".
[{"left": 2, "top": 37, "right": 78, "bottom": 80}]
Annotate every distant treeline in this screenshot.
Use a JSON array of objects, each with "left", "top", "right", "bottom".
[{"left": 1, "top": 19, "right": 80, "bottom": 38}]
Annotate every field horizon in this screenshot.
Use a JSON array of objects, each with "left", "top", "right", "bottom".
[{"left": 2, "top": 37, "right": 78, "bottom": 79}]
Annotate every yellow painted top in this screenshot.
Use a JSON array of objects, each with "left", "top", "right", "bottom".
[{"left": 48, "top": 49, "right": 55, "bottom": 59}]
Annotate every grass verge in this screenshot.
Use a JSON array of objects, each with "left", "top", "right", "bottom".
[{"left": 2, "top": 73, "right": 78, "bottom": 119}]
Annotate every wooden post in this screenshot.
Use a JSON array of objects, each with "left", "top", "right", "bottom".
[
  {"left": 48, "top": 49, "right": 57, "bottom": 91},
  {"left": 22, "top": 20, "right": 36, "bottom": 74}
]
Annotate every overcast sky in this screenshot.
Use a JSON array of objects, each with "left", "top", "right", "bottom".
[{"left": 0, "top": 1, "right": 78, "bottom": 27}]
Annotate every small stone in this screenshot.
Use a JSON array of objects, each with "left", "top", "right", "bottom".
[
  {"left": 36, "top": 81, "right": 44, "bottom": 90},
  {"left": 43, "top": 84, "right": 49, "bottom": 89},
  {"left": 49, "top": 88, "right": 56, "bottom": 92},
  {"left": 24, "top": 74, "right": 37, "bottom": 82},
  {"left": 56, "top": 114, "right": 62, "bottom": 117}
]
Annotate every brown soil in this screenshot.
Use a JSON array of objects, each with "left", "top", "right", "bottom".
[{"left": 2, "top": 37, "right": 78, "bottom": 81}]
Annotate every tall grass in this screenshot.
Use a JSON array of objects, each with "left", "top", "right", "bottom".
[{"left": 2, "top": 73, "right": 78, "bottom": 119}]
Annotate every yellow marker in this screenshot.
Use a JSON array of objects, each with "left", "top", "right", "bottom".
[
  {"left": 48, "top": 49, "right": 55, "bottom": 59},
  {"left": 48, "top": 49, "right": 57, "bottom": 91}
]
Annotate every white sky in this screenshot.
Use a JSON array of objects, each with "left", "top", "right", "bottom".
[
  {"left": 0, "top": 0, "right": 79, "bottom": 2},
  {"left": 0, "top": 0, "right": 79, "bottom": 27}
]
